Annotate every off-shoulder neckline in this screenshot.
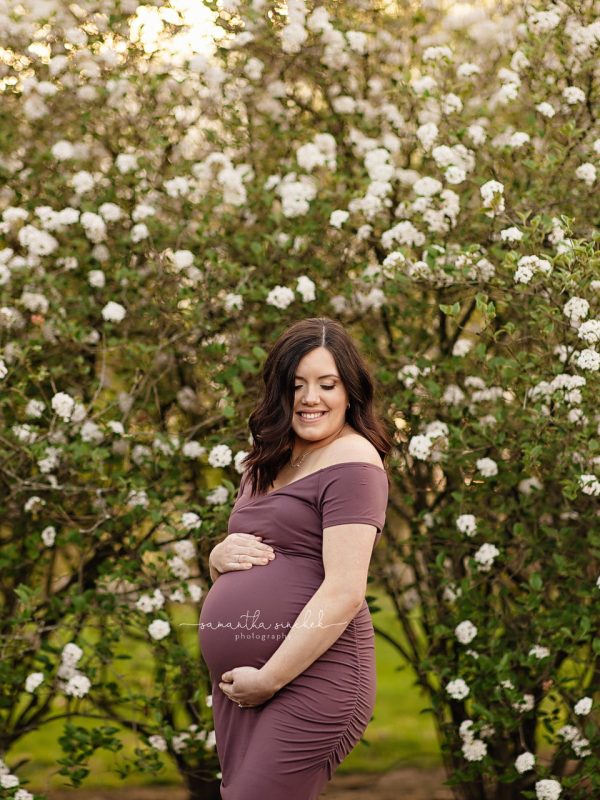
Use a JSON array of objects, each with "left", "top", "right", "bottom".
[{"left": 242, "top": 460, "right": 386, "bottom": 501}]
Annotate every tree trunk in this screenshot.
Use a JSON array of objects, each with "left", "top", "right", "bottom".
[{"left": 185, "top": 773, "right": 222, "bottom": 800}]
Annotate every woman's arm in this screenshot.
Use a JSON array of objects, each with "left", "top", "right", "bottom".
[{"left": 257, "top": 521, "right": 377, "bottom": 692}]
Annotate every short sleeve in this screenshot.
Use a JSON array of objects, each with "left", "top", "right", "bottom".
[{"left": 317, "top": 463, "right": 389, "bottom": 535}]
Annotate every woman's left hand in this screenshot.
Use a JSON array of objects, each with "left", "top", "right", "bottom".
[{"left": 219, "top": 666, "right": 276, "bottom": 708}]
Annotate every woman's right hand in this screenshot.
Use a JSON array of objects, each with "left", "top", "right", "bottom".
[{"left": 210, "top": 533, "right": 275, "bottom": 575}]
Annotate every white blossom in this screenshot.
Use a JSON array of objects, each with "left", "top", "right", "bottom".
[
  {"left": 296, "top": 275, "right": 316, "bottom": 302},
  {"left": 536, "top": 102, "right": 556, "bottom": 118},
  {"left": 574, "top": 697, "right": 592, "bottom": 715},
  {"left": 181, "top": 512, "right": 202, "bottom": 530},
  {"left": 51, "top": 392, "right": 75, "bottom": 420},
  {"left": 474, "top": 543, "right": 500, "bottom": 572},
  {"left": 456, "top": 514, "right": 477, "bottom": 537},
  {"left": 563, "top": 86, "right": 585, "bottom": 104},
  {"left": 329, "top": 209, "right": 349, "bottom": 228},
  {"left": 148, "top": 735, "right": 167, "bottom": 751},
  {"left": 25, "top": 672, "right": 44, "bottom": 692},
  {"left": 446, "top": 678, "right": 469, "bottom": 699},
  {"left": 529, "top": 645, "right": 550, "bottom": 659},
  {"left": 208, "top": 444, "right": 232, "bottom": 468},
  {"left": 515, "top": 752, "right": 535, "bottom": 773},
  {"left": 64, "top": 673, "right": 91, "bottom": 698},
  {"left": 41, "top": 526, "right": 56, "bottom": 546},
  {"left": 455, "top": 620, "right": 477, "bottom": 644},
  {"left": 476, "top": 457, "right": 498, "bottom": 477},
  {"left": 148, "top": 619, "right": 171, "bottom": 640},
  {"left": 101, "top": 301, "right": 127, "bottom": 322},
  {"left": 266, "top": 285, "right": 295, "bottom": 309},
  {"left": 115, "top": 153, "right": 138, "bottom": 173},
  {"left": 578, "top": 319, "right": 600, "bottom": 344},
  {"left": 575, "top": 163, "right": 596, "bottom": 186},
  {"left": 576, "top": 350, "right": 600, "bottom": 372},
  {"left": 535, "top": 779, "right": 562, "bottom": 800},
  {"left": 500, "top": 226, "right": 523, "bottom": 242},
  {"left": 462, "top": 739, "right": 487, "bottom": 761}
]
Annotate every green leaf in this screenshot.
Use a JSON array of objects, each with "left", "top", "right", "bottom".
[
  {"left": 529, "top": 572, "right": 543, "bottom": 591},
  {"left": 439, "top": 302, "right": 460, "bottom": 316}
]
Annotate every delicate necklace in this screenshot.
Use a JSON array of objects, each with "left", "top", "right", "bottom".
[{"left": 289, "top": 421, "right": 347, "bottom": 469}]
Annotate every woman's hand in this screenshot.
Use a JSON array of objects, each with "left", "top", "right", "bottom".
[
  {"left": 210, "top": 533, "right": 275, "bottom": 576},
  {"left": 219, "top": 666, "right": 277, "bottom": 708}
]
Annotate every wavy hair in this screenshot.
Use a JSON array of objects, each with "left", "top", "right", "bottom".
[{"left": 242, "top": 317, "right": 393, "bottom": 496}]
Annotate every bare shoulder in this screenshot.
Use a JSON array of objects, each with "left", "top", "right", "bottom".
[{"left": 318, "top": 431, "right": 383, "bottom": 469}]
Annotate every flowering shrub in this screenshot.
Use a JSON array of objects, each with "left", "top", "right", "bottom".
[{"left": 0, "top": 1, "right": 599, "bottom": 799}]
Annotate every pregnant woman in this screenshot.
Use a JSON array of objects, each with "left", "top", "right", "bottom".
[{"left": 198, "top": 317, "right": 391, "bottom": 799}]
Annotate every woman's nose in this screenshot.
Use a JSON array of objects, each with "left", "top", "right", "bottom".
[{"left": 301, "top": 387, "right": 321, "bottom": 403}]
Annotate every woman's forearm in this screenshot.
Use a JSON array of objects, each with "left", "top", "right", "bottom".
[{"left": 259, "top": 582, "right": 362, "bottom": 692}]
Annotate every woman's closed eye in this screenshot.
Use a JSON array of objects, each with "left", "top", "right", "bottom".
[{"left": 294, "top": 385, "right": 335, "bottom": 391}]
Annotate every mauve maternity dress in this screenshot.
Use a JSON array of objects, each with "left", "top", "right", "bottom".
[{"left": 198, "top": 461, "right": 389, "bottom": 799}]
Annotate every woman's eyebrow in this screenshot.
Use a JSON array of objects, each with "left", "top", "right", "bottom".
[{"left": 295, "top": 374, "right": 339, "bottom": 380}]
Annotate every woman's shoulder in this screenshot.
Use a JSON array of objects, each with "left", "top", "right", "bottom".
[{"left": 316, "top": 430, "right": 383, "bottom": 470}]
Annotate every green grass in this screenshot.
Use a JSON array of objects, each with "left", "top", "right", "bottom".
[{"left": 11, "top": 586, "right": 439, "bottom": 790}]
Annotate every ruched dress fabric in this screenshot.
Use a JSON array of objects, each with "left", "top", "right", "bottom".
[{"left": 198, "top": 461, "right": 389, "bottom": 800}]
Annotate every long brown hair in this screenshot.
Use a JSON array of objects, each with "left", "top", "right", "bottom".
[{"left": 243, "top": 317, "right": 393, "bottom": 496}]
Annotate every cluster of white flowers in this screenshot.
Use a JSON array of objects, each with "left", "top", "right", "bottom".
[
  {"left": 397, "top": 362, "right": 432, "bottom": 388},
  {"left": 529, "top": 644, "right": 550, "bottom": 659},
  {"left": 182, "top": 440, "right": 205, "bottom": 459},
  {"left": 476, "top": 457, "right": 498, "bottom": 477},
  {"left": 148, "top": 619, "right": 171, "bottom": 641},
  {"left": 205, "top": 486, "right": 229, "bottom": 505},
  {"left": 535, "top": 779, "right": 562, "bottom": 800},
  {"left": 408, "top": 421, "right": 449, "bottom": 463},
  {"left": 557, "top": 724, "right": 591, "bottom": 757},
  {"left": 515, "top": 751, "right": 536, "bottom": 773},
  {"left": 148, "top": 734, "right": 167, "bottom": 752},
  {"left": 208, "top": 444, "right": 233, "bottom": 468},
  {"left": 575, "top": 163, "right": 596, "bottom": 186},
  {"left": 576, "top": 349, "right": 600, "bottom": 372},
  {"left": 296, "top": 275, "right": 316, "bottom": 302},
  {"left": 136, "top": 588, "right": 165, "bottom": 613},
  {"left": 512, "top": 693, "right": 535, "bottom": 713},
  {"left": 513, "top": 255, "right": 553, "bottom": 285},
  {"left": 58, "top": 642, "right": 91, "bottom": 698},
  {"left": 296, "top": 132, "right": 337, "bottom": 172},
  {"left": 446, "top": 678, "right": 469, "bottom": 700},
  {"left": 577, "top": 318, "right": 600, "bottom": 344},
  {"left": 24, "top": 671, "right": 44, "bottom": 693},
  {"left": 455, "top": 620, "right": 477, "bottom": 644},
  {"left": 127, "top": 489, "right": 149, "bottom": 508},
  {"left": 563, "top": 297, "right": 590, "bottom": 324},
  {"left": 480, "top": 180, "right": 504, "bottom": 217},
  {"left": 266, "top": 284, "right": 295, "bottom": 309},
  {"left": 101, "top": 300, "right": 127, "bottom": 322},
  {"left": 500, "top": 226, "right": 523, "bottom": 243},
  {"left": 473, "top": 543, "right": 500, "bottom": 572},
  {"left": 456, "top": 514, "right": 477, "bottom": 537},
  {"left": 573, "top": 696, "right": 592, "bottom": 715},
  {"left": 41, "top": 525, "right": 56, "bottom": 546},
  {"left": 51, "top": 391, "right": 75, "bottom": 421},
  {"left": 579, "top": 473, "right": 600, "bottom": 497},
  {"left": 181, "top": 511, "right": 202, "bottom": 530},
  {"left": 529, "top": 374, "right": 586, "bottom": 409},
  {"left": 275, "top": 174, "right": 317, "bottom": 218},
  {"left": 459, "top": 719, "right": 487, "bottom": 762}
]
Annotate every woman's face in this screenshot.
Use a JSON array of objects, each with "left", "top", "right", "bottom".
[{"left": 290, "top": 346, "right": 349, "bottom": 444}]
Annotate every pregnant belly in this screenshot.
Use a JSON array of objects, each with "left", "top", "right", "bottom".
[{"left": 198, "top": 552, "right": 323, "bottom": 679}]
